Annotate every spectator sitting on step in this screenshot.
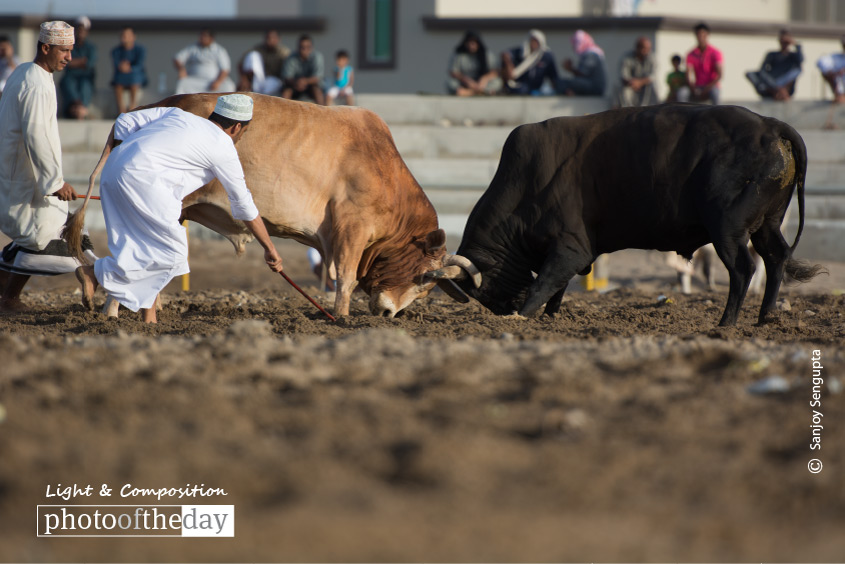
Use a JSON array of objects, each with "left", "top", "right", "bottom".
[
  {"left": 612, "top": 36, "right": 657, "bottom": 107},
  {"left": 237, "top": 29, "right": 289, "bottom": 95},
  {"left": 746, "top": 29, "right": 803, "bottom": 101},
  {"left": 817, "top": 34, "right": 845, "bottom": 104},
  {"left": 0, "top": 35, "right": 21, "bottom": 97},
  {"left": 281, "top": 34, "right": 325, "bottom": 105},
  {"left": 173, "top": 28, "right": 236, "bottom": 95},
  {"left": 446, "top": 30, "right": 501, "bottom": 96},
  {"left": 557, "top": 29, "right": 607, "bottom": 97},
  {"left": 501, "top": 29, "right": 558, "bottom": 95},
  {"left": 59, "top": 16, "right": 97, "bottom": 119},
  {"left": 111, "top": 26, "right": 147, "bottom": 114}
]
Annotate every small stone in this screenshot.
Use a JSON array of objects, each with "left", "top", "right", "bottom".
[
  {"left": 803, "top": 310, "right": 816, "bottom": 317},
  {"left": 778, "top": 299, "right": 791, "bottom": 312},
  {"left": 498, "top": 332, "right": 514, "bottom": 341},
  {"left": 747, "top": 375, "right": 791, "bottom": 395},
  {"left": 829, "top": 377, "right": 843, "bottom": 395},
  {"left": 0, "top": 403, "right": 6, "bottom": 424}
]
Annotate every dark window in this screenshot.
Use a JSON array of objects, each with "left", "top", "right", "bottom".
[{"left": 357, "top": 0, "right": 396, "bottom": 69}]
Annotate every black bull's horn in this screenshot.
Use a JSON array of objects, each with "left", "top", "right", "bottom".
[{"left": 425, "top": 254, "right": 483, "bottom": 288}]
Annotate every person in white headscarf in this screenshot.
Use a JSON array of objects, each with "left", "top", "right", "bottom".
[
  {"left": 75, "top": 94, "right": 283, "bottom": 323},
  {"left": 0, "top": 21, "right": 96, "bottom": 312},
  {"left": 500, "top": 29, "right": 558, "bottom": 95},
  {"left": 557, "top": 29, "right": 607, "bottom": 96}
]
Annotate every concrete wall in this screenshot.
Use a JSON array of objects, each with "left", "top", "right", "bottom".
[
  {"left": 434, "top": 0, "right": 582, "bottom": 17},
  {"left": 639, "top": 0, "right": 791, "bottom": 22}
]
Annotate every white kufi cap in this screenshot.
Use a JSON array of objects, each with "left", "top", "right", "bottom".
[
  {"left": 213, "top": 94, "right": 253, "bottom": 122},
  {"left": 39, "top": 21, "right": 75, "bottom": 46}
]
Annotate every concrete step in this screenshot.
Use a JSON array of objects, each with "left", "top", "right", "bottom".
[
  {"left": 58, "top": 120, "right": 113, "bottom": 152},
  {"left": 357, "top": 94, "right": 609, "bottom": 126},
  {"left": 358, "top": 94, "right": 845, "bottom": 130}
]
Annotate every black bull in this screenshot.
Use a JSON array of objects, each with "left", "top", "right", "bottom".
[{"left": 428, "top": 104, "right": 824, "bottom": 326}]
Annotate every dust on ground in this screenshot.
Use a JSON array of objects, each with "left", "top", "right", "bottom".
[{"left": 0, "top": 237, "right": 843, "bottom": 562}]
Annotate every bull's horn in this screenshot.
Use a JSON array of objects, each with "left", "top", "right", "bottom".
[
  {"left": 436, "top": 279, "right": 470, "bottom": 303},
  {"left": 425, "top": 265, "right": 464, "bottom": 280},
  {"left": 443, "top": 254, "right": 482, "bottom": 288}
]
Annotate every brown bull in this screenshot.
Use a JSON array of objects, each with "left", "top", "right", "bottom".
[{"left": 86, "top": 93, "right": 458, "bottom": 317}]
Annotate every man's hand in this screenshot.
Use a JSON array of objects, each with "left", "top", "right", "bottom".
[
  {"left": 54, "top": 182, "right": 78, "bottom": 201},
  {"left": 118, "top": 60, "right": 131, "bottom": 73},
  {"left": 264, "top": 247, "right": 283, "bottom": 273}
]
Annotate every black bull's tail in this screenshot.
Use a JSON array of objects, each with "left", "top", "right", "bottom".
[{"left": 781, "top": 124, "right": 827, "bottom": 283}]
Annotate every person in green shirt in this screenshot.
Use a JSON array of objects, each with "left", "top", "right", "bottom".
[{"left": 665, "top": 54, "right": 688, "bottom": 102}]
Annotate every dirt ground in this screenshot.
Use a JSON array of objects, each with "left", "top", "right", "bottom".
[{"left": 1, "top": 234, "right": 843, "bottom": 562}]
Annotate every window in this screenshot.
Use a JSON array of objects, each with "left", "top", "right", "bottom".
[
  {"left": 358, "top": 0, "right": 396, "bottom": 69},
  {"left": 791, "top": 0, "right": 845, "bottom": 23}
]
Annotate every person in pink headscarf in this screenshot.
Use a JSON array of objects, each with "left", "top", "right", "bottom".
[{"left": 557, "top": 29, "right": 607, "bottom": 96}]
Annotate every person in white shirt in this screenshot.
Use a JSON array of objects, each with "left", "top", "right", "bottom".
[
  {"left": 0, "top": 21, "right": 93, "bottom": 312},
  {"left": 0, "top": 35, "right": 21, "bottom": 95},
  {"left": 75, "top": 94, "right": 283, "bottom": 323},
  {"left": 173, "top": 29, "right": 236, "bottom": 94}
]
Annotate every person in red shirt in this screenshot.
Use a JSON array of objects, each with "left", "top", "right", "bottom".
[{"left": 683, "top": 22, "right": 722, "bottom": 104}]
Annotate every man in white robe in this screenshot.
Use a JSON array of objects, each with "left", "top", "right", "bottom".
[
  {"left": 75, "top": 94, "right": 283, "bottom": 323},
  {"left": 173, "top": 29, "right": 236, "bottom": 95},
  {"left": 0, "top": 21, "right": 93, "bottom": 312}
]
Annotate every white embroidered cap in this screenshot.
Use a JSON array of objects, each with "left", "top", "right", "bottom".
[
  {"left": 76, "top": 16, "right": 91, "bottom": 30},
  {"left": 213, "top": 94, "right": 254, "bottom": 122},
  {"left": 39, "top": 21, "right": 75, "bottom": 46}
]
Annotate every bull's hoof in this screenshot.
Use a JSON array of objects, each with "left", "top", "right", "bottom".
[{"left": 75, "top": 266, "right": 97, "bottom": 311}]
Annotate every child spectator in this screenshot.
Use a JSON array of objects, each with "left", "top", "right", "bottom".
[
  {"left": 326, "top": 49, "right": 354, "bottom": 105},
  {"left": 111, "top": 26, "right": 147, "bottom": 114},
  {"left": 666, "top": 54, "right": 688, "bottom": 102}
]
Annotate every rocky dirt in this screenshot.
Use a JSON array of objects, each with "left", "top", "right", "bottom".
[{"left": 0, "top": 237, "right": 843, "bottom": 562}]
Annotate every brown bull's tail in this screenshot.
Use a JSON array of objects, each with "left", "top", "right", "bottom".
[
  {"left": 782, "top": 124, "right": 827, "bottom": 284},
  {"left": 63, "top": 126, "right": 115, "bottom": 264}
]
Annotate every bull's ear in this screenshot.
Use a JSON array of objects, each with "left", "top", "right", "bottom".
[{"left": 425, "top": 228, "right": 447, "bottom": 253}]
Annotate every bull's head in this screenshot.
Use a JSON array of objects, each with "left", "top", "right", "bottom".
[
  {"left": 361, "top": 228, "right": 455, "bottom": 318},
  {"left": 424, "top": 252, "right": 535, "bottom": 315}
]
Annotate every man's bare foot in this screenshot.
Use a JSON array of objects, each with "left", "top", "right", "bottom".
[
  {"left": 141, "top": 308, "right": 157, "bottom": 324},
  {"left": 0, "top": 297, "right": 29, "bottom": 313},
  {"left": 75, "top": 265, "right": 98, "bottom": 310}
]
